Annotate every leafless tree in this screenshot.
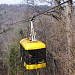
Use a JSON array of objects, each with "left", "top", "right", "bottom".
[{"left": 64, "top": 0, "right": 73, "bottom": 75}]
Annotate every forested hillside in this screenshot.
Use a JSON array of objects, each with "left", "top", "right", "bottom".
[{"left": 0, "top": 2, "right": 75, "bottom": 75}]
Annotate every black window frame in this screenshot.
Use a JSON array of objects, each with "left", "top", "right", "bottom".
[
  {"left": 20, "top": 44, "right": 46, "bottom": 64},
  {"left": 27, "top": 48, "right": 46, "bottom": 64}
]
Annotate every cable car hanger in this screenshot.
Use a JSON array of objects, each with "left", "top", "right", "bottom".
[
  {"left": 20, "top": 15, "right": 46, "bottom": 71},
  {"left": 30, "top": 17, "right": 37, "bottom": 41}
]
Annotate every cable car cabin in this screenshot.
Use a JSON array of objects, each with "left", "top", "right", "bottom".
[{"left": 20, "top": 38, "right": 46, "bottom": 70}]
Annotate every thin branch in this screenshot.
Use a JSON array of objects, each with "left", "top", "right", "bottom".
[
  {"left": 0, "top": 27, "right": 13, "bottom": 34},
  {"left": 0, "top": 19, "right": 10, "bottom": 25},
  {"left": 0, "top": 1, "right": 69, "bottom": 26}
]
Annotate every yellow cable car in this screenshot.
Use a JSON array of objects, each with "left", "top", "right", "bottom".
[{"left": 20, "top": 38, "right": 46, "bottom": 70}]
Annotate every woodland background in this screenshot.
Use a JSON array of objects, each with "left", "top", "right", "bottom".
[{"left": 0, "top": 0, "right": 75, "bottom": 75}]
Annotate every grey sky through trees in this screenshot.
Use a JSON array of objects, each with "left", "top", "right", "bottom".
[{"left": 0, "top": 0, "right": 74, "bottom": 5}]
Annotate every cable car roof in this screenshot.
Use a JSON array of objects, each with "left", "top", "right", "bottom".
[{"left": 20, "top": 38, "right": 46, "bottom": 50}]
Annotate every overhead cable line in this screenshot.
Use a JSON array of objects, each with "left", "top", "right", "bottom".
[
  {"left": 29, "top": 0, "right": 69, "bottom": 21},
  {"left": 3, "top": 0, "right": 69, "bottom": 26}
]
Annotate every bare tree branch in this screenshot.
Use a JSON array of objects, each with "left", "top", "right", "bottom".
[{"left": 0, "top": 27, "right": 13, "bottom": 34}]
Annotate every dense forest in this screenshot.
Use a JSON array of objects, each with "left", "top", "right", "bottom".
[{"left": 0, "top": 0, "right": 75, "bottom": 75}]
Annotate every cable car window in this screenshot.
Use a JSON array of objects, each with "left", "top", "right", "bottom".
[
  {"left": 27, "top": 48, "right": 46, "bottom": 64},
  {"left": 28, "top": 50, "right": 38, "bottom": 64},
  {"left": 38, "top": 48, "right": 46, "bottom": 63},
  {"left": 20, "top": 44, "right": 46, "bottom": 65}
]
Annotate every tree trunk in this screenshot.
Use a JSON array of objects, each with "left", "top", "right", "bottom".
[
  {"left": 65, "top": 0, "right": 73, "bottom": 75},
  {"left": 52, "top": 0, "right": 57, "bottom": 6}
]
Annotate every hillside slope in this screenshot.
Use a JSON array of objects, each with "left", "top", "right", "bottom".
[{"left": 0, "top": 4, "right": 75, "bottom": 75}]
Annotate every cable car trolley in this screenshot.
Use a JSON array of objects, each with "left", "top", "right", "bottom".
[{"left": 20, "top": 20, "right": 46, "bottom": 70}]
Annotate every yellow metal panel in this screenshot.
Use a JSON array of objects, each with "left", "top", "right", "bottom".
[
  {"left": 24, "top": 62, "right": 26, "bottom": 66},
  {"left": 20, "top": 38, "right": 46, "bottom": 50},
  {"left": 24, "top": 62, "right": 46, "bottom": 70},
  {"left": 21, "top": 57, "right": 22, "bottom": 61},
  {"left": 20, "top": 38, "right": 30, "bottom": 44}
]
